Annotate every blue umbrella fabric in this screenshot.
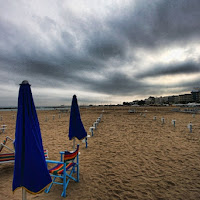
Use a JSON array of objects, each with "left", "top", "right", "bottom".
[
  {"left": 69, "top": 95, "right": 87, "bottom": 140},
  {"left": 13, "top": 81, "right": 51, "bottom": 194}
]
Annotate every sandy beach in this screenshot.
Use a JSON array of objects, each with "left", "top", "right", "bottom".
[{"left": 0, "top": 106, "right": 200, "bottom": 200}]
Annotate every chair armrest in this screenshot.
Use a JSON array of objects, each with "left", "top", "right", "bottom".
[
  {"left": 59, "top": 151, "right": 65, "bottom": 161},
  {"left": 46, "top": 160, "right": 64, "bottom": 164},
  {"left": 1, "top": 144, "right": 15, "bottom": 153},
  {"left": 6, "top": 136, "right": 14, "bottom": 142}
]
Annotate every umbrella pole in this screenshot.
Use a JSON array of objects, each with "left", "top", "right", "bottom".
[
  {"left": 72, "top": 138, "right": 76, "bottom": 173},
  {"left": 22, "top": 188, "right": 27, "bottom": 200},
  {"left": 73, "top": 138, "right": 75, "bottom": 151}
]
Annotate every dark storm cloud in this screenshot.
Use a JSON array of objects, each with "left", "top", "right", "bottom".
[
  {"left": 90, "top": 75, "right": 147, "bottom": 95},
  {"left": 109, "top": 0, "right": 200, "bottom": 48},
  {"left": 0, "top": 17, "right": 99, "bottom": 87},
  {"left": 1, "top": 0, "right": 200, "bottom": 106},
  {"left": 136, "top": 61, "right": 200, "bottom": 78},
  {"left": 73, "top": 71, "right": 155, "bottom": 96},
  {"left": 88, "top": 38, "right": 126, "bottom": 60}
]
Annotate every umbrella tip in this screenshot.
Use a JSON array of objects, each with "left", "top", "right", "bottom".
[{"left": 21, "top": 80, "right": 29, "bottom": 85}]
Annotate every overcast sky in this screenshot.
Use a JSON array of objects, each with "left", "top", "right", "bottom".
[{"left": 0, "top": 0, "right": 200, "bottom": 106}]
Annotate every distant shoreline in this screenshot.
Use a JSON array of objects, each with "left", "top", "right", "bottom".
[{"left": 0, "top": 106, "right": 71, "bottom": 112}]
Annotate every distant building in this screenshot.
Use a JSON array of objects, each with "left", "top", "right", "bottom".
[
  {"left": 168, "top": 96, "right": 179, "bottom": 104},
  {"left": 162, "top": 96, "right": 169, "bottom": 104},
  {"left": 191, "top": 88, "right": 200, "bottom": 103},
  {"left": 132, "top": 100, "right": 139, "bottom": 105},
  {"left": 127, "top": 88, "right": 200, "bottom": 106},
  {"left": 155, "top": 96, "right": 169, "bottom": 104},
  {"left": 174, "top": 95, "right": 180, "bottom": 104},
  {"left": 155, "top": 97, "right": 162, "bottom": 105},
  {"left": 145, "top": 96, "right": 155, "bottom": 105},
  {"left": 179, "top": 94, "right": 193, "bottom": 104}
]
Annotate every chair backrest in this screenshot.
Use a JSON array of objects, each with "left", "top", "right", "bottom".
[
  {"left": 0, "top": 136, "right": 15, "bottom": 153},
  {"left": 0, "top": 138, "right": 7, "bottom": 153},
  {"left": 64, "top": 145, "right": 79, "bottom": 163}
]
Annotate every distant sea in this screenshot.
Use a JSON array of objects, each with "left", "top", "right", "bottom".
[{"left": 0, "top": 106, "right": 71, "bottom": 112}]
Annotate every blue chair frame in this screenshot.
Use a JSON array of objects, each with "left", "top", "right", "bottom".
[{"left": 45, "top": 144, "right": 79, "bottom": 197}]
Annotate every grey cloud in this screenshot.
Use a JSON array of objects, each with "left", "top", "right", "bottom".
[
  {"left": 73, "top": 72, "right": 149, "bottom": 95},
  {"left": 136, "top": 61, "right": 200, "bottom": 78},
  {"left": 175, "top": 79, "right": 200, "bottom": 90},
  {"left": 88, "top": 38, "right": 125, "bottom": 60},
  {"left": 33, "top": 16, "right": 57, "bottom": 32},
  {"left": 1, "top": 0, "right": 200, "bottom": 106},
  {"left": 108, "top": 0, "right": 200, "bottom": 49}
]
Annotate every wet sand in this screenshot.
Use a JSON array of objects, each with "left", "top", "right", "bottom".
[{"left": 0, "top": 106, "right": 200, "bottom": 200}]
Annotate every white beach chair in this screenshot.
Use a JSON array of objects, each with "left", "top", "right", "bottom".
[
  {"left": 0, "top": 136, "right": 49, "bottom": 164},
  {"left": 0, "top": 125, "right": 7, "bottom": 133},
  {"left": 0, "top": 136, "right": 15, "bottom": 164}
]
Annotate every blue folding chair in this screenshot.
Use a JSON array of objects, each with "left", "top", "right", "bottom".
[{"left": 45, "top": 144, "right": 79, "bottom": 197}]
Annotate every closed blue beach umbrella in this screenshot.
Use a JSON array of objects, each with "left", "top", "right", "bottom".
[
  {"left": 69, "top": 95, "right": 87, "bottom": 145},
  {"left": 13, "top": 81, "right": 51, "bottom": 198}
]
